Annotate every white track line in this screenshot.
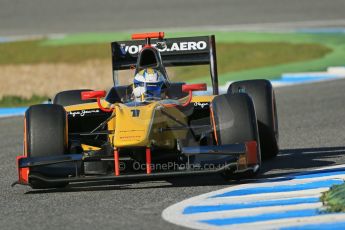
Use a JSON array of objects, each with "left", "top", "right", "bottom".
[
  {"left": 162, "top": 164, "right": 345, "bottom": 230},
  {"left": 180, "top": 202, "right": 323, "bottom": 220},
  {"left": 195, "top": 190, "right": 326, "bottom": 205},
  {"left": 225, "top": 214, "right": 345, "bottom": 230}
]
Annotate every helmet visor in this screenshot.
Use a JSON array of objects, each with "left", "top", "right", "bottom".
[{"left": 145, "top": 82, "right": 163, "bottom": 98}]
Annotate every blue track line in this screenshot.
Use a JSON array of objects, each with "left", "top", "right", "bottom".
[
  {"left": 183, "top": 197, "right": 319, "bottom": 214},
  {"left": 0, "top": 107, "right": 27, "bottom": 117},
  {"left": 271, "top": 76, "right": 339, "bottom": 85},
  {"left": 0, "top": 37, "right": 11, "bottom": 43},
  {"left": 293, "top": 169, "right": 345, "bottom": 180},
  {"left": 247, "top": 167, "right": 345, "bottom": 184},
  {"left": 281, "top": 76, "right": 338, "bottom": 82},
  {"left": 201, "top": 209, "right": 319, "bottom": 226},
  {"left": 211, "top": 179, "right": 343, "bottom": 198}
]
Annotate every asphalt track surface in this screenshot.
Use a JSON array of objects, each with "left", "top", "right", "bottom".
[
  {"left": 1, "top": 0, "right": 345, "bottom": 229},
  {"left": 1, "top": 79, "right": 345, "bottom": 229},
  {"left": 1, "top": 0, "right": 345, "bottom": 36}
]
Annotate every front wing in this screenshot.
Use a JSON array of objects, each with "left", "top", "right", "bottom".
[{"left": 13, "top": 141, "right": 259, "bottom": 188}]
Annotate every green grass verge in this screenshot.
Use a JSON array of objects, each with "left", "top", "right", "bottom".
[
  {"left": 321, "top": 182, "right": 345, "bottom": 213},
  {"left": 0, "top": 31, "right": 344, "bottom": 87},
  {"left": 0, "top": 40, "right": 330, "bottom": 84},
  {"left": 41, "top": 31, "right": 345, "bottom": 84},
  {"left": 173, "top": 42, "right": 330, "bottom": 82},
  {"left": 1, "top": 31, "right": 343, "bottom": 107},
  {"left": 0, "top": 40, "right": 111, "bottom": 65},
  {"left": 0, "top": 95, "right": 48, "bottom": 107},
  {"left": 0, "top": 40, "right": 331, "bottom": 70},
  {"left": 173, "top": 31, "right": 345, "bottom": 84}
]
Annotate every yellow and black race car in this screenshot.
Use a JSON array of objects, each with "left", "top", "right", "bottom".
[{"left": 14, "top": 32, "right": 279, "bottom": 189}]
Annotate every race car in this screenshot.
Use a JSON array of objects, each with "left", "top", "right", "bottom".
[{"left": 14, "top": 32, "right": 279, "bottom": 189}]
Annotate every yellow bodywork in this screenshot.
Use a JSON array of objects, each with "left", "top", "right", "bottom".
[
  {"left": 111, "top": 102, "right": 187, "bottom": 148},
  {"left": 65, "top": 95, "right": 215, "bottom": 150}
]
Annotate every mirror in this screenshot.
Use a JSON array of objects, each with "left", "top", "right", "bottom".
[
  {"left": 182, "top": 84, "right": 207, "bottom": 93},
  {"left": 81, "top": 90, "right": 106, "bottom": 100}
]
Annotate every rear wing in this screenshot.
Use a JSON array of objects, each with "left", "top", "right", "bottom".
[{"left": 111, "top": 35, "right": 219, "bottom": 95}]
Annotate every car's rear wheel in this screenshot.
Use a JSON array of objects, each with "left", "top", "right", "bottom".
[
  {"left": 211, "top": 93, "right": 261, "bottom": 180},
  {"left": 25, "top": 104, "right": 70, "bottom": 189},
  {"left": 228, "top": 79, "right": 279, "bottom": 159}
]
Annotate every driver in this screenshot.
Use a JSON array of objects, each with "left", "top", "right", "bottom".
[{"left": 133, "top": 68, "right": 166, "bottom": 102}]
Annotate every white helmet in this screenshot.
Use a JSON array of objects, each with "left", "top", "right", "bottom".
[{"left": 133, "top": 68, "right": 165, "bottom": 100}]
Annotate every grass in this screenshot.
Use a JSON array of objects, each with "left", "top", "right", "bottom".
[
  {"left": 0, "top": 39, "right": 330, "bottom": 81},
  {"left": 321, "top": 182, "right": 345, "bottom": 213},
  {"left": 0, "top": 95, "right": 48, "bottom": 107},
  {"left": 0, "top": 31, "right": 344, "bottom": 106},
  {"left": 176, "top": 32, "right": 345, "bottom": 84},
  {"left": 0, "top": 40, "right": 111, "bottom": 65},
  {"left": 42, "top": 31, "right": 345, "bottom": 84},
  {"left": 173, "top": 42, "right": 330, "bottom": 82}
]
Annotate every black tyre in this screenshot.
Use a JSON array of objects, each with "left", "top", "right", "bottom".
[
  {"left": 211, "top": 93, "right": 261, "bottom": 179},
  {"left": 53, "top": 89, "right": 95, "bottom": 106},
  {"left": 228, "top": 79, "right": 279, "bottom": 159},
  {"left": 25, "top": 104, "right": 69, "bottom": 189}
]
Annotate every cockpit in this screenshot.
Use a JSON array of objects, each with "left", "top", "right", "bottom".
[{"left": 106, "top": 38, "right": 188, "bottom": 105}]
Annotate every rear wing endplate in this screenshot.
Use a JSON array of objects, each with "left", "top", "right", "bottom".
[{"left": 111, "top": 35, "right": 219, "bottom": 94}]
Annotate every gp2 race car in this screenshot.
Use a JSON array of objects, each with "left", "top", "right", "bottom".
[{"left": 13, "top": 32, "right": 279, "bottom": 189}]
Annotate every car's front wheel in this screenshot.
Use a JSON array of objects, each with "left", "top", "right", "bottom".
[
  {"left": 211, "top": 93, "right": 261, "bottom": 180},
  {"left": 25, "top": 104, "right": 70, "bottom": 189}
]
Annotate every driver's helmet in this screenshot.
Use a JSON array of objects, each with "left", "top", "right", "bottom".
[{"left": 133, "top": 68, "right": 165, "bottom": 101}]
